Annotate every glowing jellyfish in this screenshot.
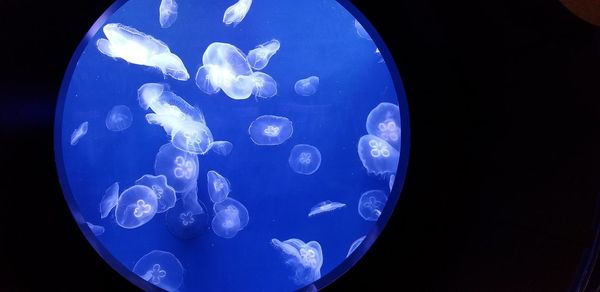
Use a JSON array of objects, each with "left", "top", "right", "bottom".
[
  {"left": 247, "top": 39, "right": 280, "bottom": 70},
  {"left": 358, "top": 190, "right": 388, "bottom": 221},
  {"left": 212, "top": 197, "right": 249, "bottom": 239},
  {"left": 375, "top": 48, "right": 384, "bottom": 63},
  {"left": 289, "top": 144, "right": 322, "bottom": 175},
  {"left": 154, "top": 143, "right": 199, "bottom": 193},
  {"left": 213, "top": 197, "right": 249, "bottom": 229},
  {"left": 210, "top": 141, "right": 233, "bottom": 156},
  {"left": 346, "top": 235, "right": 366, "bottom": 258},
  {"left": 96, "top": 23, "right": 189, "bottom": 81},
  {"left": 271, "top": 238, "right": 323, "bottom": 286},
  {"left": 105, "top": 105, "right": 133, "bottom": 132},
  {"left": 223, "top": 0, "right": 252, "bottom": 26},
  {"left": 115, "top": 185, "right": 158, "bottom": 229},
  {"left": 206, "top": 170, "right": 231, "bottom": 203},
  {"left": 248, "top": 115, "right": 293, "bottom": 145},
  {"left": 357, "top": 135, "right": 400, "bottom": 176},
  {"left": 389, "top": 174, "right": 395, "bottom": 191},
  {"left": 99, "top": 182, "right": 119, "bottom": 219},
  {"left": 354, "top": 19, "right": 372, "bottom": 40},
  {"left": 166, "top": 198, "right": 209, "bottom": 240},
  {"left": 294, "top": 76, "right": 319, "bottom": 97},
  {"left": 366, "top": 102, "right": 401, "bottom": 150},
  {"left": 159, "top": 0, "right": 178, "bottom": 28},
  {"left": 70, "top": 121, "right": 88, "bottom": 146},
  {"left": 86, "top": 222, "right": 105, "bottom": 236},
  {"left": 133, "top": 250, "right": 184, "bottom": 292},
  {"left": 308, "top": 200, "right": 346, "bottom": 217},
  {"left": 250, "top": 72, "right": 278, "bottom": 99},
  {"left": 135, "top": 174, "right": 176, "bottom": 213}
]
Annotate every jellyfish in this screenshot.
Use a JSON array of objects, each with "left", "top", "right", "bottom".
[
  {"left": 70, "top": 121, "right": 88, "bottom": 146},
  {"left": 294, "top": 76, "right": 319, "bottom": 97},
  {"left": 357, "top": 135, "right": 400, "bottom": 176},
  {"left": 346, "top": 235, "right": 366, "bottom": 258},
  {"left": 358, "top": 190, "right": 388, "bottom": 221},
  {"left": 248, "top": 115, "right": 293, "bottom": 145},
  {"left": 389, "top": 174, "right": 395, "bottom": 191},
  {"left": 366, "top": 102, "right": 401, "bottom": 150},
  {"left": 159, "top": 0, "right": 178, "bottom": 28},
  {"left": 86, "top": 222, "right": 105, "bottom": 236},
  {"left": 154, "top": 143, "right": 199, "bottom": 193},
  {"left": 354, "top": 19, "right": 372, "bottom": 40},
  {"left": 213, "top": 197, "right": 249, "bottom": 229},
  {"left": 105, "top": 105, "right": 133, "bottom": 132},
  {"left": 99, "top": 182, "right": 119, "bottom": 219},
  {"left": 135, "top": 174, "right": 176, "bottom": 213},
  {"left": 206, "top": 170, "right": 231, "bottom": 203},
  {"left": 166, "top": 198, "right": 209, "bottom": 240},
  {"left": 289, "top": 144, "right": 322, "bottom": 175},
  {"left": 250, "top": 72, "right": 278, "bottom": 99},
  {"left": 375, "top": 48, "right": 384, "bottom": 63},
  {"left": 96, "top": 23, "right": 189, "bottom": 81},
  {"left": 308, "top": 200, "right": 346, "bottom": 217},
  {"left": 115, "top": 185, "right": 158, "bottom": 229},
  {"left": 223, "top": 0, "right": 252, "bottom": 26},
  {"left": 247, "top": 39, "right": 280, "bottom": 70},
  {"left": 212, "top": 198, "right": 249, "bottom": 238},
  {"left": 210, "top": 141, "right": 233, "bottom": 156},
  {"left": 133, "top": 250, "right": 184, "bottom": 292},
  {"left": 271, "top": 238, "right": 323, "bottom": 286}
]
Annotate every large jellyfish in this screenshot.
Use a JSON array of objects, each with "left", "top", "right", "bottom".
[
  {"left": 159, "top": 0, "right": 178, "bottom": 28},
  {"left": 294, "top": 76, "right": 319, "bottom": 97},
  {"left": 248, "top": 115, "right": 293, "bottom": 145},
  {"left": 212, "top": 197, "right": 249, "bottom": 239},
  {"left": 223, "top": 0, "right": 252, "bottom": 26},
  {"left": 207, "top": 170, "right": 231, "bottom": 203},
  {"left": 366, "top": 102, "right": 401, "bottom": 150},
  {"left": 308, "top": 200, "right": 346, "bottom": 217},
  {"left": 247, "top": 39, "right": 280, "bottom": 70},
  {"left": 86, "top": 222, "right": 105, "bottom": 236},
  {"left": 354, "top": 19, "right": 372, "bottom": 40},
  {"left": 288, "top": 144, "right": 322, "bottom": 175},
  {"left": 133, "top": 250, "right": 184, "bottom": 292},
  {"left": 358, "top": 190, "right": 388, "bottom": 221},
  {"left": 96, "top": 23, "right": 189, "bottom": 81},
  {"left": 115, "top": 185, "right": 158, "bottom": 229},
  {"left": 166, "top": 198, "right": 209, "bottom": 240},
  {"left": 135, "top": 174, "right": 176, "bottom": 213},
  {"left": 210, "top": 141, "right": 233, "bottom": 156},
  {"left": 271, "top": 238, "right": 323, "bottom": 286},
  {"left": 105, "top": 105, "right": 133, "bottom": 132},
  {"left": 357, "top": 135, "right": 400, "bottom": 176},
  {"left": 346, "top": 235, "right": 366, "bottom": 258},
  {"left": 99, "top": 182, "right": 119, "bottom": 219},
  {"left": 154, "top": 143, "right": 199, "bottom": 193},
  {"left": 70, "top": 121, "right": 88, "bottom": 146}
]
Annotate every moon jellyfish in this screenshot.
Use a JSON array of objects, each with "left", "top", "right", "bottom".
[
  {"left": 210, "top": 141, "right": 233, "bottom": 156},
  {"left": 105, "top": 105, "right": 133, "bottom": 132},
  {"left": 133, "top": 250, "right": 184, "bottom": 292},
  {"left": 346, "top": 235, "right": 366, "bottom": 258},
  {"left": 271, "top": 238, "right": 323, "bottom": 286},
  {"left": 223, "top": 0, "right": 252, "bottom": 26},
  {"left": 389, "top": 174, "right": 395, "bottom": 191},
  {"left": 99, "top": 182, "right": 119, "bottom": 219},
  {"left": 289, "top": 144, "right": 322, "bottom": 175},
  {"left": 115, "top": 185, "right": 158, "bottom": 229},
  {"left": 154, "top": 143, "right": 199, "bottom": 193},
  {"left": 248, "top": 115, "right": 293, "bottom": 145},
  {"left": 213, "top": 197, "right": 249, "bottom": 229},
  {"left": 250, "top": 72, "right": 278, "bottom": 99},
  {"left": 358, "top": 190, "right": 388, "bottom": 221},
  {"left": 308, "top": 200, "right": 346, "bottom": 217},
  {"left": 247, "top": 39, "right": 280, "bottom": 70},
  {"left": 207, "top": 170, "right": 231, "bottom": 203},
  {"left": 366, "top": 102, "right": 401, "bottom": 150},
  {"left": 212, "top": 197, "right": 249, "bottom": 238},
  {"left": 159, "top": 0, "right": 178, "bottom": 28},
  {"left": 294, "top": 76, "right": 319, "bottom": 97},
  {"left": 70, "top": 121, "right": 88, "bottom": 146},
  {"left": 135, "top": 174, "right": 176, "bottom": 213},
  {"left": 96, "top": 23, "right": 190, "bottom": 81},
  {"left": 86, "top": 222, "right": 105, "bottom": 236},
  {"left": 354, "top": 19, "right": 372, "bottom": 40},
  {"left": 166, "top": 198, "right": 209, "bottom": 240},
  {"left": 357, "top": 135, "right": 400, "bottom": 176}
]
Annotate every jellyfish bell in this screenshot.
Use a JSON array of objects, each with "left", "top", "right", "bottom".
[
  {"left": 294, "top": 76, "right": 319, "bottom": 97},
  {"left": 248, "top": 115, "right": 293, "bottom": 145},
  {"left": 166, "top": 198, "right": 209, "bottom": 240},
  {"left": 271, "top": 238, "right": 323, "bottom": 286},
  {"left": 358, "top": 190, "right": 388, "bottom": 221},
  {"left": 99, "top": 182, "right": 119, "bottom": 219},
  {"left": 70, "top": 121, "right": 88, "bottom": 146},
  {"left": 159, "top": 0, "right": 178, "bottom": 28},
  {"left": 170, "top": 120, "right": 214, "bottom": 155},
  {"left": 247, "top": 39, "right": 281, "bottom": 70},
  {"left": 288, "top": 144, "right": 322, "bottom": 175},
  {"left": 154, "top": 143, "right": 199, "bottom": 193},
  {"left": 210, "top": 141, "right": 233, "bottom": 156},
  {"left": 308, "top": 200, "right": 346, "bottom": 217},
  {"left": 86, "top": 222, "right": 105, "bottom": 236},
  {"left": 211, "top": 208, "right": 242, "bottom": 239},
  {"left": 223, "top": 0, "right": 253, "bottom": 26},
  {"left": 133, "top": 250, "right": 184, "bottom": 292},
  {"left": 357, "top": 135, "right": 400, "bottom": 176},
  {"left": 213, "top": 197, "right": 249, "bottom": 229},
  {"left": 206, "top": 170, "right": 231, "bottom": 203},
  {"left": 366, "top": 102, "right": 401, "bottom": 150},
  {"left": 346, "top": 235, "right": 367, "bottom": 258},
  {"left": 105, "top": 105, "right": 133, "bottom": 132},
  {"left": 250, "top": 72, "right": 277, "bottom": 99},
  {"left": 115, "top": 185, "right": 158, "bottom": 229},
  {"left": 135, "top": 174, "right": 176, "bottom": 213}
]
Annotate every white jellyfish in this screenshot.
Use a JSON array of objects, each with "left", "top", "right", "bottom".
[
  {"left": 105, "top": 105, "right": 133, "bottom": 132},
  {"left": 354, "top": 19, "right": 372, "bottom": 40},
  {"left": 358, "top": 190, "right": 388, "bottom": 221},
  {"left": 389, "top": 174, "right": 395, "bottom": 191},
  {"left": 289, "top": 144, "right": 322, "bottom": 175},
  {"left": 210, "top": 141, "right": 233, "bottom": 156},
  {"left": 247, "top": 39, "right": 280, "bottom": 70},
  {"left": 135, "top": 174, "right": 177, "bottom": 213},
  {"left": 223, "top": 0, "right": 252, "bottom": 26},
  {"left": 308, "top": 201, "right": 346, "bottom": 217},
  {"left": 133, "top": 250, "right": 184, "bottom": 292},
  {"left": 159, "top": 0, "right": 178, "bottom": 28},
  {"left": 346, "top": 235, "right": 366, "bottom": 258},
  {"left": 154, "top": 143, "right": 199, "bottom": 193},
  {"left": 271, "top": 238, "right": 323, "bottom": 286},
  {"left": 70, "top": 121, "right": 88, "bottom": 146},
  {"left": 248, "top": 115, "right": 293, "bottom": 145},
  {"left": 86, "top": 222, "right": 105, "bottom": 236},
  {"left": 206, "top": 170, "right": 231, "bottom": 203},
  {"left": 212, "top": 197, "right": 249, "bottom": 239},
  {"left": 294, "top": 76, "right": 319, "bottom": 96},
  {"left": 96, "top": 23, "right": 189, "bottom": 81},
  {"left": 115, "top": 185, "right": 158, "bottom": 229},
  {"left": 366, "top": 102, "right": 401, "bottom": 150},
  {"left": 357, "top": 135, "right": 400, "bottom": 176},
  {"left": 250, "top": 72, "right": 278, "bottom": 99},
  {"left": 99, "top": 182, "right": 119, "bottom": 219}
]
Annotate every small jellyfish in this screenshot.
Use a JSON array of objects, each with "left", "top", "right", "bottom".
[
  {"left": 289, "top": 144, "right": 322, "bottom": 175},
  {"left": 154, "top": 143, "right": 199, "bottom": 193},
  {"left": 375, "top": 48, "right": 384, "bottom": 63},
  {"left": 248, "top": 115, "right": 293, "bottom": 145},
  {"left": 354, "top": 19, "right": 372, "bottom": 40},
  {"left": 70, "top": 121, "right": 88, "bottom": 146},
  {"left": 213, "top": 197, "right": 249, "bottom": 230},
  {"left": 115, "top": 185, "right": 158, "bottom": 229},
  {"left": 105, "top": 105, "right": 133, "bottom": 132},
  {"left": 135, "top": 174, "right": 176, "bottom": 213},
  {"left": 159, "top": 0, "right": 178, "bottom": 28},
  {"left": 346, "top": 235, "right": 366, "bottom": 258},
  {"left": 206, "top": 170, "right": 231, "bottom": 203},
  {"left": 133, "top": 250, "right": 184, "bottom": 292},
  {"left": 223, "top": 0, "right": 253, "bottom": 26},
  {"left": 271, "top": 238, "right": 323, "bottom": 286},
  {"left": 357, "top": 135, "right": 400, "bottom": 176},
  {"left": 247, "top": 39, "right": 280, "bottom": 70},
  {"left": 99, "top": 182, "right": 119, "bottom": 219},
  {"left": 358, "top": 190, "right": 388, "bottom": 221},
  {"left": 166, "top": 198, "right": 209, "bottom": 240},
  {"left": 210, "top": 141, "right": 233, "bottom": 156},
  {"left": 294, "top": 76, "right": 319, "bottom": 96},
  {"left": 389, "top": 174, "right": 395, "bottom": 191},
  {"left": 86, "top": 222, "right": 105, "bottom": 236},
  {"left": 366, "top": 102, "right": 401, "bottom": 150},
  {"left": 212, "top": 197, "right": 249, "bottom": 239},
  {"left": 250, "top": 72, "right": 278, "bottom": 99},
  {"left": 308, "top": 200, "right": 346, "bottom": 217}
]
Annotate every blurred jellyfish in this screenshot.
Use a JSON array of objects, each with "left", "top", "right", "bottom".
[
  {"left": 357, "top": 135, "right": 400, "bottom": 176},
  {"left": 223, "top": 0, "right": 252, "bottom": 26},
  {"left": 271, "top": 238, "right": 323, "bottom": 286},
  {"left": 105, "top": 105, "right": 133, "bottom": 132},
  {"left": 214, "top": 197, "right": 249, "bottom": 229},
  {"left": 166, "top": 198, "right": 209, "bottom": 240},
  {"left": 159, "top": 0, "right": 178, "bottom": 28},
  {"left": 212, "top": 197, "right": 249, "bottom": 238},
  {"left": 86, "top": 222, "right": 105, "bottom": 236},
  {"left": 366, "top": 102, "right": 401, "bottom": 150},
  {"left": 207, "top": 170, "right": 231, "bottom": 203},
  {"left": 346, "top": 235, "right": 366, "bottom": 258},
  {"left": 154, "top": 143, "right": 199, "bottom": 193},
  {"left": 210, "top": 141, "right": 233, "bottom": 156},
  {"left": 247, "top": 39, "right": 280, "bottom": 70},
  {"left": 96, "top": 23, "right": 189, "bottom": 81},
  {"left": 248, "top": 115, "right": 293, "bottom": 145},
  {"left": 70, "top": 121, "right": 88, "bottom": 146},
  {"left": 289, "top": 144, "right": 322, "bottom": 175},
  {"left": 358, "top": 190, "right": 388, "bottom": 221},
  {"left": 133, "top": 250, "right": 184, "bottom": 292},
  {"left": 389, "top": 174, "right": 395, "bottom": 191},
  {"left": 135, "top": 174, "right": 176, "bottom": 213},
  {"left": 250, "top": 72, "right": 278, "bottom": 99},
  {"left": 115, "top": 185, "right": 158, "bottom": 229},
  {"left": 99, "top": 182, "right": 119, "bottom": 219},
  {"left": 354, "top": 19, "right": 372, "bottom": 40},
  {"left": 308, "top": 200, "right": 346, "bottom": 217},
  {"left": 294, "top": 76, "right": 319, "bottom": 96},
  {"left": 375, "top": 48, "right": 384, "bottom": 63}
]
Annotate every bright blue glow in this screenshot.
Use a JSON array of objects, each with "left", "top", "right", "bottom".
[
  {"left": 247, "top": 39, "right": 281, "bottom": 70},
  {"left": 105, "top": 105, "right": 133, "bottom": 132},
  {"left": 288, "top": 144, "right": 322, "bottom": 175},
  {"left": 206, "top": 170, "right": 231, "bottom": 203},
  {"left": 70, "top": 121, "right": 88, "bottom": 146},
  {"left": 358, "top": 190, "right": 388, "bottom": 221},
  {"left": 159, "top": 0, "right": 178, "bottom": 29},
  {"left": 272, "top": 238, "right": 323, "bottom": 286},
  {"left": 133, "top": 250, "right": 184, "bottom": 291},
  {"left": 154, "top": 143, "right": 199, "bottom": 193},
  {"left": 248, "top": 115, "right": 293, "bottom": 145},
  {"left": 115, "top": 185, "right": 158, "bottom": 229},
  {"left": 357, "top": 134, "right": 400, "bottom": 176},
  {"left": 294, "top": 76, "right": 319, "bottom": 97},
  {"left": 210, "top": 141, "right": 233, "bottom": 156},
  {"left": 223, "top": 0, "right": 253, "bottom": 26},
  {"left": 308, "top": 201, "right": 346, "bottom": 217},
  {"left": 135, "top": 174, "right": 176, "bottom": 213},
  {"left": 346, "top": 235, "right": 366, "bottom": 258},
  {"left": 366, "top": 102, "right": 401, "bottom": 150},
  {"left": 99, "top": 182, "right": 119, "bottom": 219}
]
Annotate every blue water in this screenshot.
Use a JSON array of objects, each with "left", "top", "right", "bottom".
[{"left": 58, "top": 0, "right": 406, "bottom": 291}]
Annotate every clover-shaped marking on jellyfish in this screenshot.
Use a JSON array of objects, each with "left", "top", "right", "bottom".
[
  {"left": 289, "top": 144, "right": 322, "bottom": 175},
  {"left": 115, "top": 185, "right": 158, "bottom": 229},
  {"left": 134, "top": 199, "right": 153, "bottom": 218},
  {"left": 357, "top": 135, "right": 400, "bottom": 176},
  {"left": 155, "top": 143, "right": 199, "bottom": 193},
  {"left": 174, "top": 155, "right": 195, "bottom": 179},
  {"left": 166, "top": 189, "right": 210, "bottom": 240},
  {"left": 249, "top": 115, "right": 293, "bottom": 145},
  {"left": 271, "top": 238, "right": 323, "bottom": 286},
  {"left": 212, "top": 197, "right": 249, "bottom": 238},
  {"left": 133, "top": 250, "right": 183, "bottom": 292},
  {"left": 179, "top": 211, "right": 195, "bottom": 226},
  {"left": 136, "top": 174, "right": 176, "bottom": 213},
  {"left": 358, "top": 190, "right": 388, "bottom": 221},
  {"left": 377, "top": 120, "right": 399, "bottom": 142},
  {"left": 263, "top": 125, "right": 280, "bottom": 137},
  {"left": 149, "top": 264, "right": 167, "bottom": 284},
  {"left": 366, "top": 102, "right": 401, "bottom": 150},
  {"left": 368, "top": 139, "right": 391, "bottom": 158}
]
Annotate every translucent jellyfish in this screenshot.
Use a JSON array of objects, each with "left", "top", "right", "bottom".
[
  {"left": 289, "top": 144, "right": 322, "bottom": 175},
  {"left": 166, "top": 198, "right": 209, "bottom": 240},
  {"left": 135, "top": 174, "right": 176, "bottom": 213},
  {"left": 248, "top": 115, "right": 293, "bottom": 145},
  {"left": 223, "top": 0, "right": 252, "bottom": 26},
  {"left": 346, "top": 235, "right": 366, "bottom": 258},
  {"left": 213, "top": 197, "right": 249, "bottom": 229},
  {"left": 212, "top": 197, "right": 249, "bottom": 239},
  {"left": 97, "top": 23, "right": 189, "bottom": 81},
  {"left": 133, "top": 250, "right": 184, "bottom": 292},
  {"left": 271, "top": 238, "right": 323, "bottom": 286},
  {"left": 115, "top": 185, "right": 158, "bottom": 229},
  {"left": 366, "top": 102, "right": 401, "bottom": 150},
  {"left": 389, "top": 174, "right": 395, "bottom": 191},
  {"left": 207, "top": 170, "right": 231, "bottom": 203},
  {"left": 99, "top": 182, "right": 119, "bottom": 219},
  {"left": 358, "top": 190, "right": 388, "bottom": 221},
  {"left": 294, "top": 76, "right": 319, "bottom": 96},
  {"left": 308, "top": 200, "right": 346, "bottom": 217},
  {"left": 247, "top": 39, "right": 280, "bottom": 70},
  {"left": 154, "top": 143, "right": 199, "bottom": 193},
  {"left": 181, "top": 184, "right": 206, "bottom": 215},
  {"left": 70, "top": 121, "right": 88, "bottom": 146},
  {"left": 105, "top": 105, "right": 133, "bottom": 132},
  {"left": 210, "top": 141, "right": 233, "bottom": 156},
  {"left": 354, "top": 19, "right": 372, "bottom": 40},
  {"left": 375, "top": 48, "right": 384, "bottom": 63},
  {"left": 357, "top": 135, "right": 400, "bottom": 176},
  {"left": 86, "top": 222, "right": 105, "bottom": 236},
  {"left": 250, "top": 72, "right": 278, "bottom": 99},
  {"left": 159, "top": 0, "right": 178, "bottom": 28}
]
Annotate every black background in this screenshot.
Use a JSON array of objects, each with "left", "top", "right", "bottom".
[{"left": 3, "top": 0, "right": 600, "bottom": 291}]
